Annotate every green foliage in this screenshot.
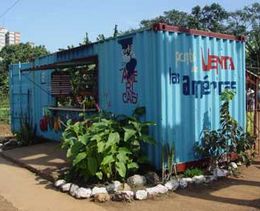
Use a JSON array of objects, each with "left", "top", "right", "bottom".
[
  {"left": 195, "top": 90, "right": 256, "bottom": 169},
  {"left": 0, "top": 43, "right": 49, "bottom": 94},
  {"left": 183, "top": 168, "right": 203, "bottom": 178},
  {"left": 140, "top": 3, "right": 228, "bottom": 32},
  {"left": 236, "top": 132, "right": 256, "bottom": 166},
  {"left": 139, "top": 3, "right": 260, "bottom": 73},
  {"left": 161, "top": 143, "right": 177, "bottom": 182},
  {"left": 15, "top": 116, "right": 36, "bottom": 146},
  {"left": 227, "top": 3, "right": 260, "bottom": 72},
  {"left": 0, "top": 93, "right": 9, "bottom": 124},
  {"left": 62, "top": 107, "right": 156, "bottom": 182}
]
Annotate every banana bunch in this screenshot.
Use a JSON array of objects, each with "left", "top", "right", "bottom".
[{"left": 53, "top": 116, "right": 62, "bottom": 132}]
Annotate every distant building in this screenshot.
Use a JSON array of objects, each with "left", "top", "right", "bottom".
[
  {"left": 6, "top": 31, "right": 20, "bottom": 45},
  {"left": 0, "top": 26, "right": 21, "bottom": 50},
  {"left": 0, "top": 27, "right": 8, "bottom": 50}
]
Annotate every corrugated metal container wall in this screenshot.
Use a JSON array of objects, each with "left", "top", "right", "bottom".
[
  {"left": 146, "top": 31, "right": 245, "bottom": 167},
  {"left": 9, "top": 28, "right": 245, "bottom": 169}
]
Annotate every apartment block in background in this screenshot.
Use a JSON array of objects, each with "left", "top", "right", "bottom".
[
  {"left": 0, "top": 27, "right": 8, "bottom": 50},
  {"left": 6, "top": 31, "right": 21, "bottom": 45},
  {"left": 0, "top": 26, "right": 21, "bottom": 50}
]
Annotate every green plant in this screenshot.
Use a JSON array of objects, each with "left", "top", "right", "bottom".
[
  {"left": 195, "top": 90, "right": 256, "bottom": 169},
  {"left": 236, "top": 132, "right": 256, "bottom": 166},
  {"left": 183, "top": 168, "right": 203, "bottom": 178},
  {"left": 0, "top": 93, "right": 9, "bottom": 124},
  {"left": 16, "top": 116, "right": 36, "bottom": 146},
  {"left": 161, "top": 143, "right": 177, "bottom": 182},
  {"left": 62, "top": 107, "right": 156, "bottom": 182}
]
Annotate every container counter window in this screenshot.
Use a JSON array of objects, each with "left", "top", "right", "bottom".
[{"left": 50, "top": 62, "right": 99, "bottom": 112}]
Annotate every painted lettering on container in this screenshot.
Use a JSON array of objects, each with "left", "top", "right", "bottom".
[
  {"left": 169, "top": 68, "right": 236, "bottom": 98},
  {"left": 201, "top": 49, "right": 235, "bottom": 74},
  {"left": 118, "top": 37, "right": 138, "bottom": 104}
]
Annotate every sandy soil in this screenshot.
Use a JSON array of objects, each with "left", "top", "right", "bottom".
[
  {"left": 0, "top": 124, "right": 13, "bottom": 137},
  {"left": 0, "top": 155, "right": 259, "bottom": 211},
  {"left": 0, "top": 195, "right": 18, "bottom": 211}
]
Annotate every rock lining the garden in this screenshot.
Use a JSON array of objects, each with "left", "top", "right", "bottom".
[
  {"left": 75, "top": 188, "right": 92, "bottom": 199},
  {"left": 92, "top": 187, "right": 108, "bottom": 196},
  {"left": 179, "top": 178, "right": 188, "bottom": 188},
  {"left": 135, "top": 190, "right": 148, "bottom": 200},
  {"left": 230, "top": 162, "right": 238, "bottom": 169},
  {"left": 54, "top": 179, "right": 66, "bottom": 188},
  {"left": 144, "top": 172, "right": 160, "bottom": 185},
  {"left": 93, "top": 193, "right": 111, "bottom": 202},
  {"left": 180, "top": 177, "right": 193, "bottom": 184},
  {"left": 146, "top": 184, "right": 168, "bottom": 197},
  {"left": 213, "top": 168, "right": 228, "bottom": 177},
  {"left": 53, "top": 171, "right": 228, "bottom": 202},
  {"left": 192, "top": 175, "right": 206, "bottom": 184},
  {"left": 127, "top": 174, "right": 147, "bottom": 187},
  {"left": 61, "top": 183, "right": 72, "bottom": 192},
  {"left": 164, "top": 179, "right": 179, "bottom": 191},
  {"left": 69, "top": 184, "right": 79, "bottom": 197},
  {"left": 106, "top": 181, "right": 122, "bottom": 193},
  {"left": 111, "top": 191, "right": 134, "bottom": 202}
]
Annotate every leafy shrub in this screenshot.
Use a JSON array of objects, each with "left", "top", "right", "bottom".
[
  {"left": 62, "top": 107, "right": 156, "bottom": 182},
  {"left": 183, "top": 168, "right": 203, "bottom": 178},
  {"left": 195, "top": 90, "right": 255, "bottom": 169}
]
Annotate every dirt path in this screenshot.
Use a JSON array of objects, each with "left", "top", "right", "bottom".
[
  {"left": 0, "top": 124, "right": 13, "bottom": 138},
  {"left": 0, "top": 195, "right": 18, "bottom": 211},
  {"left": 0, "top": 156, "right": 259, "bottom": 211}
]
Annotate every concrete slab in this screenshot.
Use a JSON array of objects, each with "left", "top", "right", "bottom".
[{"left": 0, "top": 142, "right": 68, "bottom": 182}]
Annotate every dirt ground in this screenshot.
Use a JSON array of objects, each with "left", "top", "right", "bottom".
[
  {"left": 0, "top": 155, "right": 259, "bottom": 211},
  {"left": 0, "top": 125, "right": 259, "bottom": 210},
  {"left": 0, "top": 124, "right": 13, "bottom": 138},
  {"left": 0, "top": 195, "right": 18, "bottom": 211}
]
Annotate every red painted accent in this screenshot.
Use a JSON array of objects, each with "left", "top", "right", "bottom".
[
  {"left": 176, "top": 158, "right": 209, "bottom": 172},
  {"left": 176, "top": 153, "right": 239, "bottom": 172},
  {"left": 201, "top": 49, "right": 235, "bottom": 73},
  {"left": 153, "top": 23, "right": 246, "bottom": 42}
]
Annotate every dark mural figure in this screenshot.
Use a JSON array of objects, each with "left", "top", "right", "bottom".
[{"left": 118, "top": 38, "right": 138, "bottom": 104}]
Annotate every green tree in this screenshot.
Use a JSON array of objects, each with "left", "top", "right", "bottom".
[
  {"left": 140, "top": 3, "right": 228, "bottom": 32},
  {"left": 140, "top": 10, "right": 190, "bottom": 28},
  {"left": 197, "top": 3, "right": 228, "bottom": 32},
  {"left": 139, "top": 2, "right": 259, "bottom": 73},
  {"left": 227, "top": 3, "right": 260, "bottom": 72},
  {"left": 0, "top": 43, "right": 49, "bottom": 94}
]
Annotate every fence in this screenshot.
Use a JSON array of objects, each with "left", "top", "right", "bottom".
[
  {"left": 246, "top": 70, "right": 260, "bottom": 155},
  {"left": 0, "top": 93, "right": 10, "bottom": 124}
]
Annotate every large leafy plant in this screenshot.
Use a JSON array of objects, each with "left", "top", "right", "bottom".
[
  {"left": 62, "top": 107, "right": 156, "bottom": 182},
  {"left": 195, "top": 91, "right": 255, "bottom": 169}
]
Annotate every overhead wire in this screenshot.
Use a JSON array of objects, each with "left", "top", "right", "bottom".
[{"left": 0, "top": 0, "right": 21, "bottom": 19}]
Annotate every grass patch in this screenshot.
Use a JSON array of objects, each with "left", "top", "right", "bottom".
[{"left": 0, "top": 94, "right": 10, "bottom": 124}]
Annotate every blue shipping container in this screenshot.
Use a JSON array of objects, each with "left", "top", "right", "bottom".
[{"left": 9, "top": 24, "right": 246, "bottom": 168}]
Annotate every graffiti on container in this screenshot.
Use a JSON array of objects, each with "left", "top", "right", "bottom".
[
  {"left": 201, "top": 48, "right": 235, "bottom": 74},
  {"left": 169, "top": 68, "right": 236, "bottom": 98},
  {"left": 176, "top": 49, "right": 194, "bottom": 65},
  {"left": 118, "top": 37, "right": 138, "bottom": 104}
]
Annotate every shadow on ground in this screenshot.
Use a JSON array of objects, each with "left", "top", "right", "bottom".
[
  {"left": 0, "top": 142, "right": 68, "bottom": 181},
  {"left": 0, "top": 142, "right": 259, "bottom": 211}
]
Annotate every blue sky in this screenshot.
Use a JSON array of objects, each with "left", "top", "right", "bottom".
[{"left": 0, "top": 0, "right": 256, "bottom": 52}]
